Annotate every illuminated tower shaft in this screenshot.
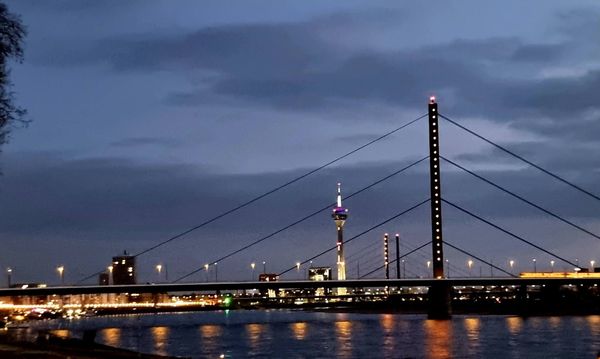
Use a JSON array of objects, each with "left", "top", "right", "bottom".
[{"left": 332, "top": 183, "right": 348, "bottom": 283}]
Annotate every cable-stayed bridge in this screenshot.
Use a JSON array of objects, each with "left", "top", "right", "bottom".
[{"left": 3, "top": 97, "right": 600, "bottom": 318}]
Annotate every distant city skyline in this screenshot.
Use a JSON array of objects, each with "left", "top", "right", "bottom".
[{"left": 1, "top": 1, "right": 600, "bottom": 284}]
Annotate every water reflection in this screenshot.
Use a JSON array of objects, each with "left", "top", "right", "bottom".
[
  {"left": 587, "top": 315, "right": 600, "bottom": 335},
  {"left": 51, "top": 329, "right": 70, "bottom": 339},
  {"left": 102, "top": 328, "right": 122, "bottom": 348},
  {"left": 380, "top": 314, "right": 395, "bottom": 357},
  {"left": 548, "top": 316, "right": 561, "bottom": 330},
  {"left": 464, "top": 317, "right": 480, "bottom": 341},
  {"left": 506, "top": 316, "right": 522, "bottom": 335},
  {"left": 151, "top": 326, "right": 169, "bottom": 356},
  {"left": 335, "top": 321, "right": 353, "bottom": 358},
  {"left": 246, "top": 323, "right": 266, "bottom": 352},
  {"left": 199, "top": 324, "right": 223, "bottom": 355},
  {"left": 291, "top": 322, "right": 307, "bottom": 341},
  {"left": 424, "top": 320, "right": 452, "bottom": 359}
]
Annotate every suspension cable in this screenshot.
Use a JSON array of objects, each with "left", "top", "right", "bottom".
[
  {"left": 175, "top": 157, "right": 428, "bottom": 282},
  {"left": 442, "top": 156, "right": 600, "bottom": 242},
  {"left": 444, "top": 241, "right": 516, "bottom": 277},
  {"left": 278, "top": 199, "right": 430, "bottom": 276},
  {"left": 440, "top": 114, "right": 600, "bottom": 202},
  {"left": 443, "top": 199, "right": 578, "bottom": 268},
  {"left": 78, "top": 114, "right": 426, "bottom": 284}
]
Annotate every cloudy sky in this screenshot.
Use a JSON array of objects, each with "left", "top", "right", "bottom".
[{"left": 1, "top": 0, "right": 600, "bottom": 284}]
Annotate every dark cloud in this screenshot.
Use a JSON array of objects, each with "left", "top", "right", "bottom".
[
  {"left": 2, "top": 151, "right": 600, "bottom": 283},
  {"left": 110, "top": 137, "right": 180, "bottom": 149}
]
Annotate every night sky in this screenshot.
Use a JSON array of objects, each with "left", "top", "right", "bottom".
[{"left": 2, "top": 1, "right": 600, "bottom": 284}]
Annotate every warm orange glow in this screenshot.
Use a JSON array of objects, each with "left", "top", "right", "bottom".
[
  {"left": 424, "top": 320, "right": 452, "bottom": 359},
  {"left": 151, "top": 327, "right": 169, "bottom": 356},
  {"left": 291, "top": 322, "right": 307, "bottom": 340},
  {"left": 519, "top": 271, "right": 600, "bottom": 278},
  {"left": 245, "top": 323, "right": 264, "bottom": 350},
  {"left": 102, "top": 328, "right": 121, "bottom": 347},
  {"left": 506, "top": 316, "right": 522, "bottom": 335},
  {"left": 335, "top": 321, "right": 353, "bottom": 357}
]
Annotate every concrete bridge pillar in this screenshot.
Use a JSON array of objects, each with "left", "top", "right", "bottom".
[{"left": 427, "top": 281, "right": 452, "bottom": 319}]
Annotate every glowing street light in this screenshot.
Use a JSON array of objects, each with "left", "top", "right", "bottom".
[
  {"left": 550, "top": 260, "right": 555, "bottom": 272},
  {"left": 532, "top": 258, "right": 537, "bottom": 273},
  {"left": 591, "top": 260, "right": 596, "bottom": 272},
  {"left": 467, "top": 259, "right": 473, "bottom": 276},
  {"left": 214, "top": 262, "right": 218, "bottom": 282},
  {"left": 262, "top": 261, "right": 266, "bottom": 274},
  {"left": 156, "top": 264, "right": 162, "bottom": 282},
  {"left": 251, "top": 262, "right": 256, "bottom": 281},
  {"left": 204, "top": 263, "right": 209, "bottom": 282},
  {"left": 6, "top": 267, "right": 12, "bottom": 288},
  {"left": 57, "top": 266, "right": 65, "bottom": 285},
  {"left": 107, "top": 265, "right": 113, "bottom": 285},
  {"left": 296, "top": 262, "right": 301, "bottom": 272},
  {"left": 509, "top": 260, "right": 515, "bottom": 274}
]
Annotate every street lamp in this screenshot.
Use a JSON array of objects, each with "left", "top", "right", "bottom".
[
  {"left": 591, "top": 260, "right": 596, "bottom": 272},
  {"left": 6, "top": 268, "right": 12, "bottom": 288},
  {"left": 156, "top": 264, "right": 162, "bottom": 282},
  {"left": 509, "top": 260, "right": 515, "bottom": 274},
  {"left": 401, "top": 259, "right": 405, "bottom": 279},
  {"left": 296, "top": 262, "right": 301, "bottom": 273},
  {"left": 467, "top": 259, "right": 473, "bottom": 277},
  {"left": 204, "top": 263, "right": 209, "bottom": 282},
  {"left": 214, "top": 262, "right": 218, "bottom": 282},
  {"left": 532, "top": 258, "right": 537, "bottom": 273},
  {"left": 426, "top": 261, "right": 431, "bottom": 277},
  {"left": 57, "top": 266, "right": 65, "bottom": 285},
  {"left": 107, "top": 265, "right": 113, "bottom": 285},
  {"left": 550, "top": 260, "right": 555, "bottom": 272},
  {"left": 262, "top": 261, "right": 266, "bottom": 274},
  {"left": 251, "top": 262, "right": 256, "bottom": 281}
]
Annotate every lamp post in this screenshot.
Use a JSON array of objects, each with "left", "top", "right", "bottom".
[
  {"left": 550, "top": 260, "right": 555, "bottom": 273},
  {"left": 156, "top": 264, "right": 162, "bottom": 282},
  {"left": 214, "top": 262, "right": 218, "bottom": 282},
  {"left": 591, "top": 260, "right": 596, "bottom": 272},
  {"left": 445, "top": 259, "right": 450, "bottom": 278},
  {"left": 509, "top": 260, "right": 514, "bottom": 275},
  {"left": 401, "top": 259, "right": 405, "bottom": 279},
  {"left": 426, "top": 261, "right": 431, "bottom": 278},
  {"left": 6, "top": 268, "right": 12, "bottom": 287},
  {"left": 532, "top": 258, "right": 537, "bottom": 273},
  {"left": 57, "top": 266, "right": 65, "bottom": 285},
  {"left": 467, "top": 259, "right": 473, "bottom": 277},
  {"left": 204, "top": 263, "right": 209, "bottom": 282},
  {"left": 251, "top": 262, "right": 256, "bottom": 281},
  {"left": 296, "top": 262, "right": 301, "bottom": 277},
  {"left": 262, "top": 261, "right": 266, "bottom": 274},
  {"left": 107, "top": 265, "right": 113, "bottom": 285}
]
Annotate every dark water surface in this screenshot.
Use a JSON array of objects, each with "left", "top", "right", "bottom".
[{"left": 47, "top": 310, "right": 600, "bottom": 358}]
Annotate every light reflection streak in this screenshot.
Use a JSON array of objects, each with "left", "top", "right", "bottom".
[
  {"left": 424, "top": 320, "right": 452, "bottom": 359},
  {"left": 291, "top": 322, "right": 307, "bottom": 341},
  {"left": 335, "top": 321, "right": 353, "bottom": 358},
  {"left": 380, "top": 314, "right": 395, "bottom": 357},
  {"left": 102, "top": 327, "right": 121, "bottom": 348},
  {"left": 199, "top": 324, "right": 223, "bottom": 355},
  {"left": 151, "top": 326, "right": 169, "bottom": 356},
  {"left": 246, "top": 323, "right": 265, "bottom": 352},
  {"left": 506, "top": 316, "right": 522, "bottom": 335}
]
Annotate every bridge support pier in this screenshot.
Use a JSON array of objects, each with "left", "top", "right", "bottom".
[{"left": 427, "top": 281, "right": 452, "bottom": 319}]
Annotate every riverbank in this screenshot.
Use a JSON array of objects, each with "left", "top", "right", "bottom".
[{"left": 0, "top": 330, "right": 185, "bottom": 359}]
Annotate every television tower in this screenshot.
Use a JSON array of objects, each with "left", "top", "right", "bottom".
[{"left": 332, "top": 183, "right": 348, "bottom": 286}]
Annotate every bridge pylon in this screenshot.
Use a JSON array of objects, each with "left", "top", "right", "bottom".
[{"left": 427, "top": 96, "right": 452, "bottom": 319}]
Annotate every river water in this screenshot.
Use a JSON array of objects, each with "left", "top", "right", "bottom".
[{"left": 36, "top": 310, "right": 600, "bottom": 358}]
